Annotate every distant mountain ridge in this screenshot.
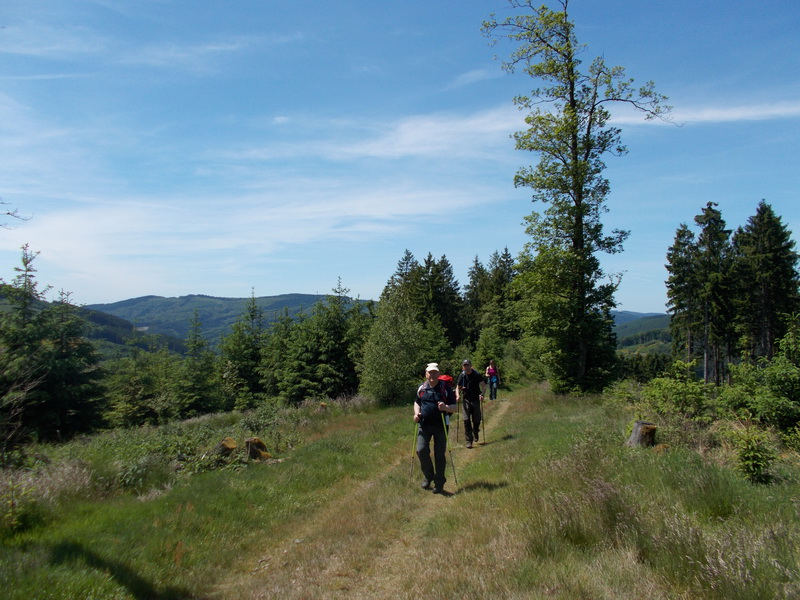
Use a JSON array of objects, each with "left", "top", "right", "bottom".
[
  {"left": 85, "top": 293, "right": 328, "bottom": 345},
  {"left": 86, "top": 293, "right": 666, "bottom": 352},
  {"left": 614, "top": 312, "right": 671, "bottom": 355},
  {"left": 611, "top": 310, "right": 666, "bottom": 326}
]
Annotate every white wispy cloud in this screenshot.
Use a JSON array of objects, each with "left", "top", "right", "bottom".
[
  {"left": 444, "top": 68, "right": 500, "bottom": 90},
  {"left": 120, "top": 33, "right": 303, "bottom": 71},
  {"left": 0, "top": 22, "right": 109, "bottom": 58},
  {"left": 324, "top": 106, "right": 523, "bottom": 160},
  {"left": 609, "top": 100, "right": 800, "bottom": 126},
  {"left": 209, "top": 105, "right": 524, "bottom": 164},
  {"left": 676, "top": 101, "right": 800, "bottom": 123}
]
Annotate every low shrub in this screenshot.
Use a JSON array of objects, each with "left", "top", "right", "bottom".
[{"left": 731, "top": 425, "right": 778, "bottom": 484}]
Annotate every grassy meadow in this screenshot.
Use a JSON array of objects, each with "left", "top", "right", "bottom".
[{"left": 2, "top": 384, "right": 799, "bottom": 599}]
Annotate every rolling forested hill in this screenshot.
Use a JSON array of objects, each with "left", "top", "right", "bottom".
[
  {"left": 614, "top": 312, "right": 671, "bottom": 354},
  {"left": 85, "top": 293, "right": 328, "bottom": 346},
  {"left": 83, "top": 293, "right": 669, "bottom": 355}
]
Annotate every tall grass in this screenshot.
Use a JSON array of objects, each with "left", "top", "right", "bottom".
[{"left": 2, "top": 386, "right": 799, "bottom": 599}]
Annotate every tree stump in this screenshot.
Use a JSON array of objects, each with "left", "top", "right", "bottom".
[
  {"left": 214, "top": 437, "right": 238, "bottom": 456},
  {"left": 246, "top": 437, "right": 272, "bottom": 460},
  {"left": 625, "top": 421, "right": 657, "bottom": 448}
]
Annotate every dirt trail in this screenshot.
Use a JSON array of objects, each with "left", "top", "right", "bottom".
[
  {"left": 214, "top": 398, "right": 512, "bottom": 599},
  {"left": 345, "top": 398, "right": 511, "bottom": 599}
]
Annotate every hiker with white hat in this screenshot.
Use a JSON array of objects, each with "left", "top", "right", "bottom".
[{"left": 413, "top": 362, "right": 457, "bottom": 494}]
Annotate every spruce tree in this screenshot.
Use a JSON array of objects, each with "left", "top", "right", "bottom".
[
  {"left": 464, "top": 256, "right": 491, "bottom": 343},
  {"left": 731, "top": 200, "right": 800, "bottom": 360},
  {"left": 694, "top": 202, "right": 735, "bottom": 384},
  {"left": 259, "top": 307, "right": 295, "bottom": 399},
  {"left": 279, "top": 282, "right": 359, "bottom": 403},
  {"left": 176, "top": 309, "right": 220, "bottom": 417},
  {"left": 666, "top": 223, "right": 700, "bottom": 364},
  {"left": 219, "top": 292, "right": 265, "bottom": 410},
  {"left": 0, "top": 248, "right": 103, "bottom": 441}
]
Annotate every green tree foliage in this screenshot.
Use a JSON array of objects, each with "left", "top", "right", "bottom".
[
  {"left": 694, "top": 203, "right": 736, "bottom": 384},
  {"left": 34, "top": 291, "right": 105, "bottom": 438},
  {"left": 175, "top": 309, "right": 221, "bottom": 417},
  {"left": 730, "top": 200, "right": 800, "bottom": 360},
  {"left": 259, "top": 308, "right": 295, "bottom": 399},
  {"left": 464, "top": 256, "right": 491, "bottom": 342},
  {"left": 666, "top": 203, "right": 734, "bottom": 384},
  {"left": 358, "top": 297, "right": 448, "bottom": 406},
  {"left": 666, "top": 223, "right": 700, "bottom": 363},
  {"left": 0, "top": 247, "right": 104, "bottom": 443},
  {"left": 718, "top": 316, "right": 800, "bottom": 431},
  {"left": 642, "top": 360, "right": 717, "bottom": 424},
  {"left": 278, "top": 282, "right": 367, "bottom": 403},
  {"left": 483, "top": 0, "right": 669, "bottom": 393},
  {"left": 219, "top": 291, "right": 266, "bottom": 410},
  {"left": 359, "top": 255, "right": 452, "bottom": 405},
  {"left": 464, "top": 249, "right": 518, "bottom": 346},
  {"left": 417, "top": 253, "right": 466, "bottom": 348},
  {"left": 667, "top": 201, "right": 799, "bottom": 383},
  {"left": 382, "top": 250, "right": 466, "bottom": 349},
  {"left": 617, "top": 352, "right": 671, "bottom": 384},
  {"left": 105, "top": 342, "right": 181, "bottom": 427}
]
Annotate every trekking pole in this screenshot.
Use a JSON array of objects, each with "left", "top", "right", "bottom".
[
  {"left": 480, "top": 393, "right": 485, "bottom": 445},
  {"left": 456, "top": 397, "right": 460, "bottom": 444},
  {"left": 442, "top": 412, "right": 458, "bottom": 489},
  {"left": 410, "top": 421, "right": 418, "bottom": 481}
]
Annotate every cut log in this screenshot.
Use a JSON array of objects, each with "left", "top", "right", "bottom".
[{"left": 625, "top": 421, "right": 657, "bottom": 448}]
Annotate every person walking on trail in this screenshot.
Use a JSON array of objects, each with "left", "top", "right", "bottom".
[
  {"left": 485, "top": 359, "right": 501, "bottom": 401},
  {"left": 457, "top": 359, "right": 485, "bottom": 448},
  {"left": 414, "top": 362, "right": 457, "bottom": 494}
]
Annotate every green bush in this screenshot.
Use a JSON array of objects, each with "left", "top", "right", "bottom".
[
  {"left": 116, "top": 454, "right": 174, "bottom": 493},
  {"left": 719, "top": 360, "right": 800, "bottom": 431},
  {"left": 732, "top": 426, "right": 777, "bottom": 484}
]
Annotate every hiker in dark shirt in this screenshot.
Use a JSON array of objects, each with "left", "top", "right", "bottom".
[
  {"left": 414, "top": 362, "right": 457, "bottom": 494},
  {"left": 457, "top": 359, "right": 485, "bottom": 448}
]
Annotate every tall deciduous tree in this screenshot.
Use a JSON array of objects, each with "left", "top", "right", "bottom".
[{"left": 483, "top": 0, "right": 669, "bottom": 392}]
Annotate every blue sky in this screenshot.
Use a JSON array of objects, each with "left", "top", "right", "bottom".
[{"left": 1, "top": 1, "right": 799, "bottom": 313}]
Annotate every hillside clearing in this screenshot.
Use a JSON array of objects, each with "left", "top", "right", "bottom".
[{"left": 3, "top": 385, "right": 798, "bottom": 599}]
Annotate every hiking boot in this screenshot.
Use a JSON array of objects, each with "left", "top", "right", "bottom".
[
  {"left": 432, "top": 486, "right": 444, "bottom": 494},
  {"left": 420, "top": 479, "right": 432, "bottom": 490}
]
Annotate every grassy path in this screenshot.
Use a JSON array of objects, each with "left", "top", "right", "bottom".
[
  {"left": 7, "top": 384, "right": 796, "bottom": 599},
  {"left": 212, "top": 396, "right": 516, "bottom": 599}
]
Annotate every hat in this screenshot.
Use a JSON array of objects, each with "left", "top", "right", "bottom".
[
  {"left": 462, "top": 359, "right": 472, "bottom": 366},
  {"left": 425, "top": 362, "right": 440, "bottom": 373}
]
